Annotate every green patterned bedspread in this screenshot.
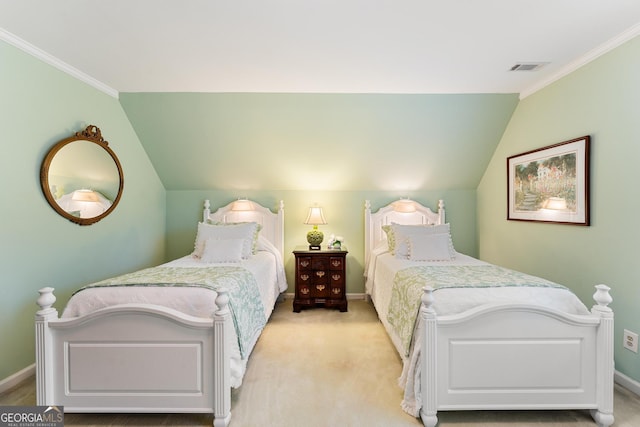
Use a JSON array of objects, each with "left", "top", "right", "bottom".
[
  {"left": 387, "top": 264, "right": 568, "bottom": 357},
  {"left": 74, "top": 265, "right": 266, "bottom": 359}
]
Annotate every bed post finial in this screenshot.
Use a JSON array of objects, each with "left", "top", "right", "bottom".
[
  {"left": 592, "top": 284, "right": 612, "bottom": 311},
  {"left": 364, "top": 200, "right": 372, "bottom": 275},
  {"left": 36, "top": 287, "right": 57, "bottom": 318},
  {"left": 204, "top": 200, "right": 211, "bottom": 222},
  {"left": 437, "top": 199, "right": 445, "bottom": 225},
  {"left": 214, "top": 288, "right": 230, "bottom": 314},
  {"left": 421, "top": 286, "right": 435, "bottom": 313}
]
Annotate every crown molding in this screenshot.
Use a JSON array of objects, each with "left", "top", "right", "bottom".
[
  {"left": 520, "top": 23, "right": 640, "bottom": 99},
  {"left": 0, "top": 27, "right": 118, "bottom": 99}
]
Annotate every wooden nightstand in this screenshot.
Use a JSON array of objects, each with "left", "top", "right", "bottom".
[{"left": 293, "top": 246, "right": 348, "bottom": 312}]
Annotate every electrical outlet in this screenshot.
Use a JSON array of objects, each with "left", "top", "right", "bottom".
[{"left": 623, "top": 329, "right": 638, "bottom": 353}]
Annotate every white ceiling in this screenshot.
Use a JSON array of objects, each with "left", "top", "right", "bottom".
[{"left": 1, "top": 1, "right": 639, "bottom": 97}]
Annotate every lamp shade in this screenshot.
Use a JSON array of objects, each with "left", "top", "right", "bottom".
[
  {"left": 231, "top": 198, "right": 254, "bottom": 211},
  {"left": 304, "top": 206, "right": 327, "bottom": 225},
  {"left": 304, "top": 205, "right": 326, "bottom": 249},
  {"left": 392, "top": 198, "right": 417, "bottom": 213}
]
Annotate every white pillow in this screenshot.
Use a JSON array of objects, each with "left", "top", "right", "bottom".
[
  {"left": 408, "top": 233, "right": 454, "bottom": 261},
  {"left": 206, "top": 220, "right": 262, "bottom": 254},
  {"left": 200, "top": 238, "right": 245, "bottom": 263},
  {"left": 392, "top": 223, "right": 452, "bottom": 259},
  {"left": 193, "top": 222, "right": 260, "bottom": 259}
]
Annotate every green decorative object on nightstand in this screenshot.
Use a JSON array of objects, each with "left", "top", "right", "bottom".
[{"left": 307, "top": 227, "right": 324, "bottom": 248}]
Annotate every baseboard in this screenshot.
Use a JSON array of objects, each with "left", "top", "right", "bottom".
[
  {"left": 283, "top": 292, "right": 367, "bottom": 300},
  {"left": 0, "top": 364, "right": 35, "bottom": 394},
  {"left": 615, "top": 370, "right": 640, "bottom": 396}
]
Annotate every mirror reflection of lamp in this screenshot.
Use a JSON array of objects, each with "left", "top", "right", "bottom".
[
  {"left": 72, "top": 189, "right": 100, "bottom": 202},
  {"left": 56, "top": 189, "right": 112, "bottom": 218}
]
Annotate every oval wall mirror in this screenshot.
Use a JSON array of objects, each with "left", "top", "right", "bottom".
[{"left": 40, "top": 125, "right": 124, "bottom": 225}]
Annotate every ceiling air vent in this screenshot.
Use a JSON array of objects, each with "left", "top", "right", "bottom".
[{"left": 510, "top": 62, "right": 548, "bottom": 72}]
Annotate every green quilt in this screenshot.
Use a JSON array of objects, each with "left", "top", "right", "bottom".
[
  {"left": 387, "top": 264, "right": 568, "bottom": 357},
  {"left": 74, "top": 265, "right": 266, "bottom": 359}
]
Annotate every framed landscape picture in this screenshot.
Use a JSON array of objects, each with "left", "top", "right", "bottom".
[{"left": 507, "top": 136, "right": 590, "bottom": 225}]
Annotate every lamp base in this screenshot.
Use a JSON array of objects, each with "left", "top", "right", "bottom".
[{"left": 306, "top": 229, "right": 324, "bottom": 250}]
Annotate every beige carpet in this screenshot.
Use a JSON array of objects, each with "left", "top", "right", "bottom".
[
  {"left": 2, "top": 299, "right": 639, "bottom": 426},
  {"left": 230, "top": 299, "right": 420, "bottom": 427},
  {"left": 229, "top": 299, "right": 640, "bottom": 427}
]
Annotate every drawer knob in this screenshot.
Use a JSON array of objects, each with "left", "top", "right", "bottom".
[
  {"left": 331, "top": 260, "right": 341, "bottom": 267},
  {"left": 316, "top": 271, "right": 325, "bottom": 278},
  {"left": 316, "top": 285, "right": 325, "bottom": 291},
  {"left": 301, "top": 274, "right": 309, "bottom": 281},
  {"left": 301, "top": 288, "right": 310, "bottom": 295},
  {"left": 301, "top": 260, "right": 310, "bottom": 267},
  {"left": 332, "top": 288, "right": 341, "bottom": 295},
  {"left": 332, "top": 274, "right": 341, "bottom": 281}
]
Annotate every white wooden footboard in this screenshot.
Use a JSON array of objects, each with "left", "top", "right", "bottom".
[
  {"left": 35, "top": 287, "right": 232, "bottom": 427},
  {"left": 419, "top": 284, "right": 614, "bottom": 427}
]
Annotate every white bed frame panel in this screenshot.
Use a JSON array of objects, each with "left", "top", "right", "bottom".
[
  {"left": 364, "top": 199, "right": 614, "bottom": 427},
  {"left": 36, "top": 199, "right": 284, "bottom": 427}
]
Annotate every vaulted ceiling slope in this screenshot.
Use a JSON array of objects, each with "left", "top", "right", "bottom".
[
  {"left": 119, "top": 92, "right": 519, "bottom": 191},
  {"left": 1, "top": 1, "right": 639, "bottom": 96}
]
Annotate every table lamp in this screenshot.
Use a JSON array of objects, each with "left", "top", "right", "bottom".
[{"left": 304, "top": 205, "right": 327, "bottom": 250}]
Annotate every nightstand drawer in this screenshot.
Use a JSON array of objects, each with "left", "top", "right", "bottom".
[
  {"left": 330, "top": 285, "right": 343, "bottom": 298},
  {"left": 311, "top": 257, "right": 328, "bottom": 270},
  {"left": 330, "top": 271, "right": 344, "bottom": 286},
  {"left": 313, "top": 283, "right": 330, "bottom": 298},
  {"left": 297, "top": 272, "right": 312, "bottom": 284},
  {"left": 329, "top": 257, "right": 344, "bottom": 270},
  {"left": 297, "top": 257, "right": 312, "bottom": 270},
  {"left": 297, "top": 283, "right": 312, "bottom": 299},
  {"left": 313, "top": 269, "right": 329, "bottom": 284}
]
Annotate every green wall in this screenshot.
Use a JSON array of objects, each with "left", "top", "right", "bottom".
[
  {"left": 478, "top": 35, "right": 640, "bottom": 383},
  {"left": 122, "top": 92, "right": 517, "bottom": 296},
  {"left": 165, "top": 189, "right": 477, "bottom": 294},
  {"left": 119, "top": 93, "right": 519, "bottom": 192},
  {"left": 0, "top": 41, "right": 166, "bottom": 380}
]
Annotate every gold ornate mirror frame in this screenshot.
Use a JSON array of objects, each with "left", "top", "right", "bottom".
[{"left": 40, "top": 125, "right": 124, "bottom": 225}]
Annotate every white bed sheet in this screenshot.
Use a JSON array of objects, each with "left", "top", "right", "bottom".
[
  {"left": 366, "top": 248, "right": 591, "bottom": 416},
  {"left": 61, "top": 249, "right": 287, "bottom": 388}
]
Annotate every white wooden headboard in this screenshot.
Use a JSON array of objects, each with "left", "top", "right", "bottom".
[
  {"left": 203, "top": 199, "right": 285, "bottom": 260},
  {"left": 364, "top": 199, "right": 445, "bottom": 265}
]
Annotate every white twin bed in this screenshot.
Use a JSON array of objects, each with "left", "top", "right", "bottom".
[
  {"left": 364, "top": 199, "right": 615, "bottom": 427},
  {"left": 35, "top": 199, "right": 286, "bottom": 427}
]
